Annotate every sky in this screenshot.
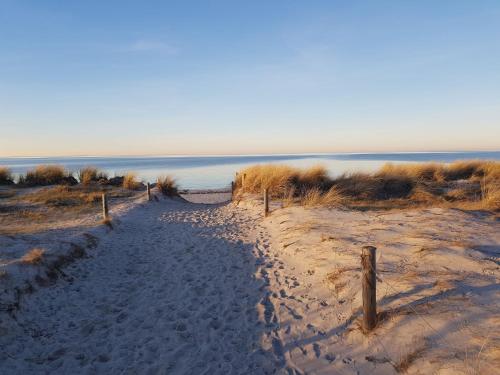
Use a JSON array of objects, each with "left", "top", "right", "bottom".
[{"left": 1, "top": 0, "right": 499, "bottom": 157}]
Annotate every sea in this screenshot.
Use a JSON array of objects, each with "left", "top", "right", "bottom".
[{"left": 1, "top": 151, "right": 499, "bottom": 190}]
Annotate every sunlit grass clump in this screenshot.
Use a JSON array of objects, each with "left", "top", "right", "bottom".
[
  {"left": 157, "top": 175, "right": 179, "bottom": 197},
  {"left": 19, "top": 165, "right": 75, "bottom": 186},
  {"left": 237, "top": 164, "right": 330, "bottom": 196},
  {"left": 122, "top": 173, "right": 141, "bottom": 190},
  {"left": 21, "top": 248, "right": 45, "bottom": 265},
  {"left": 236, "top": 160, "right": 500, "bottom": 210},
  {"left": 0, "top": 167, "right": 14, "bottom": 185},
  {"left": 78, "top": 167, "right": 108, "bottom": 185}
]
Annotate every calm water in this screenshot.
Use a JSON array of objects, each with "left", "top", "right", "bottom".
[{"left": 1, "top": 151, "right": 499, "bottom": 189}]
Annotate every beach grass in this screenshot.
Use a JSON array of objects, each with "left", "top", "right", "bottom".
[
  {"left": 17, "top": 185, "right": 134, "bottom": 209},
  {"left": 21, "top": 248, "right": 45, "bottom": 265},
  {"left": 18, "top": 165, "right": 75, "bottom": 186},
  {"left": 78, "top": 167, "right": 108, "bottom": 185},
  {"left": 236, "top": 161, "right": 500, "bottom": 210},
  {"left": 157, "top": 175, "right": 179, "bottom": 197},
  {"left": 122, "top": 173, "right": 141, "bottom": 190},
  {"left": 0, "top": 167, "right": 14, "bottom": 185}
]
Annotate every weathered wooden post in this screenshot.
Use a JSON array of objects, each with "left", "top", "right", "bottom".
[
  {"left": 102, "top": 193, "right": 109, "bottom": 220},
  {"left": 231, "top": 181, "right": 235, "bottom": 201},
  {"left": 146, "top": 182, "right": 151, "bottom": 201},
  {"left": 361, "top": 246, "right": 377, "bottom": 331},
  {"left": 264, "top": 188, "right": 269, "bottom": 216}
]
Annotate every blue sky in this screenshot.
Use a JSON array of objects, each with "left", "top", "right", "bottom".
[{"left": 1, "top": 0, "right": 499, "bottom": 156}]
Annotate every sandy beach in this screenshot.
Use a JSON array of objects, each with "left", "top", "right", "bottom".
[
  {"left": 0, "top": 187, "right": 498, "bottom": 374},
  {"left": 3, "top": 1, "right": 500, "bottom": 373}
]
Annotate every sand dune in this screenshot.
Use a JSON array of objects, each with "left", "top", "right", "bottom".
[{"left": 0, "top": 192, "right": 498, "bottom": 374}]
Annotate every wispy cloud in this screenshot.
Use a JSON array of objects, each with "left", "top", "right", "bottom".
[{"left": 122, "top": 40, "right": 178, "bottom": 54}]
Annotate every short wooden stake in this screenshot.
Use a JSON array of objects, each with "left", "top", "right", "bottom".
[
  {"left": 102, "top": 193, "right": 109, "bottom": 220},
  {"left": 361, "top": 246, "right": 377, "bottom": 331},
  {"left": 146, "top": 182, "right": 151, "bottom": 201},
  {"left": 231, "top": 181, "right": 235, "bottom": 201},
  {"left": 264, "top": 188, "right": 269, "bottom": 216}
]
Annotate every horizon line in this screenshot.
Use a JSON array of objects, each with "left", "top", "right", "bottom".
[{"left": 1, "top": 149, "right": 500, "bottom": 159}]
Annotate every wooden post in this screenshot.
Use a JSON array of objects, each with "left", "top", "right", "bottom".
[
  {"left": 102, "top": 193, "right": 109, "bottom": 220},
  {"left": 264, "top": 188, "right": 269, "bottom": 216},
  {"left": 146, "top": 182, "right": 151, "bottom": 201},
  {"left": 231, "top": 181, "right": 235, "bottom": 201},
  {"left": 361, "top": 246, "right": 377, "bottom": 331}
]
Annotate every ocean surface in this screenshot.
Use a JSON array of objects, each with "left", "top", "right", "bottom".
[{"left": 1, "top": 151, "right": 499, "bottom": 189}]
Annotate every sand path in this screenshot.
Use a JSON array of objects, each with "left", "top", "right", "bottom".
[{"left": 0, "top": 199, "right": 295, "bottom": 374}]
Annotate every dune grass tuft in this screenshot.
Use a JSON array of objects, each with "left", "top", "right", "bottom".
[
  {"left": 78, "top": 167, "right": 108, "bottom": 185},
  {"left": 481, "top": 179, "right": 500, "bottom": 210},
  {"left": 122, "top": 173, "right": 141, "bottom": 190},
  {"left": 301, "top": 187, "right": 344, "bottom": 207},
  {"left": 19, "top": 165, "right": 75, "bottom": 186},
  {"left": 21, "top": 248, "right": 45, "bottom": 265},
  {"left": 237, "top": 164, "right": 330, "bottom": 197},
  {"left": 157, "top": 175, "right": 179, "bottom": 197},
  {"left": 0, "top": 167, "right": 14, "bottom": 185}
]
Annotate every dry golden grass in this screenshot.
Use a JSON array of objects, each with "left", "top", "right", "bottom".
[
  {"left": 238, "top": 164, "right": 330, "bottom": 196},
  {"left": 237, "top": 161, "right": 500, "bottom": 210},
  {"left": 378, "top": 162, "right": 444, "bottom": 182},
  {"left": 301, "top": 187, "right": 343, "bottom": 207},
  {"left": 300, "top": 188, "right": 322, "bottom": 206},
  {"left": 157, "top": 175, "right": 179, "bottom": 197},
  {"left": 444, "top": 160, "right": 486, "bottom": 181},
  {"left": 239, "top": 164, "right": 296, "bottom": 195},
  {"left": 22, "top": 185, "right": 102, "bottom": 207},
  {"left": 0, "top": 167, "right": 14, "bottom": 185},
  {"left": 282, "top": 186, "right": 296, "bottom": 208},
  {"left": 123, "top": 173, "right": 141, "bottom": 190},
  {"left": 18, "top": 185, "right": 133, "bottom": 209},
  {"left": 393, "top": 344, "right": 427, "bottom": 373},
  {"left": 481, "top": 180, "right": 500, "bottom": 210},
  {"left": 78, "top": 167, "right": 108, "bottom": 185},
  {"left": 19, "top": 165, "right": 74, "bottom": 186},
  {"left": 21, "top": 248, "right": 45, "bottom": 265},
  {"left": 0, "top": 185, "right": 135, "bottom": 235}
]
